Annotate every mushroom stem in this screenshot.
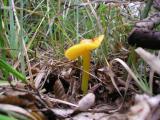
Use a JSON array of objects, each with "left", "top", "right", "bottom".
[{"left": 81, "top": 51, "right": 90, "bottom": 94}]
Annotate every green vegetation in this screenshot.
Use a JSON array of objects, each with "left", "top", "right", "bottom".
[
  {"left": 0, "top": 114, "right": 17, "bottom": 120},
  {"left": 0, "top": 59, "right": 26, "bottom": 83}
]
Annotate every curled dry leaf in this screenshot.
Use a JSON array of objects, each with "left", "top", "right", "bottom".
[
  {"left": 110, "top": 58, "right": 151, "bottom": 94},
  {"left": 53, "top": 79, "right": 67, "bottom": 100},
  {"left": 61, "top": 68, "right": 72, "bottom": 79},
  {"left": 78, "top": 93, "right": 95, "bottom": 111},
  {"left": 135, "top": 47, "right": 160, "bottom": 75},
  {"left": 34, "top": 66, "right": 46, "bottom": 89}
]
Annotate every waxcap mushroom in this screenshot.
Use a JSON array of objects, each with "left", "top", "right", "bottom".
[{"left": 65, "top": 35, "right": 104, "bottom": 60}]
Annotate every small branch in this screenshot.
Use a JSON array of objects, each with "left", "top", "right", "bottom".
[
  {"left": 128, "top": 28, "right": 160, "bottom": 49},
  {"left": 128, "top": 13, "right": 160, "bottom": 49},
  {"left": 153, "top": 0, "right": 160, "bottom": 11},
  {"left": 136, "top": 13, "right": 160, "bottom": 29}
]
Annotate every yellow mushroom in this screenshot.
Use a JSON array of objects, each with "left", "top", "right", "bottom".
[{"left": 65, "top": 35, "right": 104, "bottom": 94}]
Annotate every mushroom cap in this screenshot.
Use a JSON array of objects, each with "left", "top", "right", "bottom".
[{"left": 65, "top": 35, "right": 104, "bottom": 60}]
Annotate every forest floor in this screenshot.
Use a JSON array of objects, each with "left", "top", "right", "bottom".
[{"left": 1, "top": 46, "right": 160, "bottom": 120}]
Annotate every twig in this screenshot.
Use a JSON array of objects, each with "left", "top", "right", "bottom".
[
  {"left": 128, "top": 13, "right": 160, "bottom": 49},
  {"left": 149, "top": 69, "right": 154, "bottom": 94},
  {"left": 43, "top": 96, "right": 78, "bottom": 107}
]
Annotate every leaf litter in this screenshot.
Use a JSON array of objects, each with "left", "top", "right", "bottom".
[{"left": 1, "top": 47, "right": 160, "bottom": 120}]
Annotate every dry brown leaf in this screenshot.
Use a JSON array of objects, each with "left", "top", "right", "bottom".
[
  {"left": 61, "top": 68, "right": 72, "bottom": 79},
  {"left": 53, "top": 79, "right": 67, "bottom": 100},
  {"left": 98, "top": 66, "right": 122, "bottom": 97},
  {"left": 34, "top": 66, "right": 46, "bottom": 89},
  {"left": 0, "top": 93, "right": 47, "bottom": 120}
]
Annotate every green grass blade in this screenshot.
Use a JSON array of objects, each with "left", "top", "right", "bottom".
[
  {"left": 0, "top": 59, "right": 27, "bottom": 83},
  {"left": 0, "top": 6, "right": 6, "bottom": 61},
  {"left": 0, "top": 114, "right": 17, "bottom": 120},
  {"left": 19, "top": 0, "right": 25, "bottom": 75},
  {"left": 9, "top": 0, "right": 17, "bottom": 58}
]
